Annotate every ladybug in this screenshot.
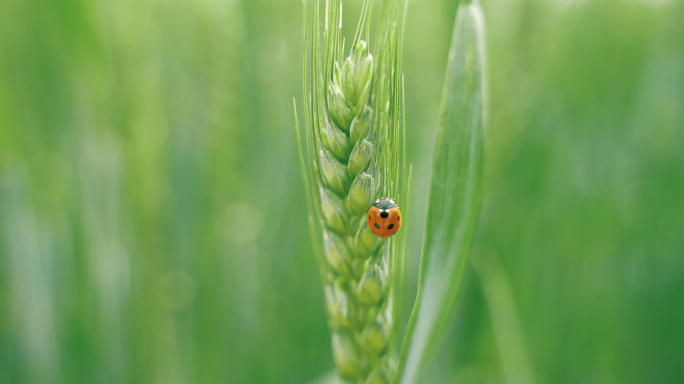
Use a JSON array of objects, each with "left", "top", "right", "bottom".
[{"left": 367, "top": 197, "right": 402, "bottom": 238}]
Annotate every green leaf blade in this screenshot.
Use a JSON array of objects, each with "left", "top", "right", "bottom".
[{"left": 395, "top": 2, "right": 487, "bottom": 383}]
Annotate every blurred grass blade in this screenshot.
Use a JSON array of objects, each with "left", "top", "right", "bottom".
[
  {"left": 395, "top": 2, "right": 486, "bottom": 383},
  {"left": 473, "top": 248, "right": 537, "bottom": 384}
]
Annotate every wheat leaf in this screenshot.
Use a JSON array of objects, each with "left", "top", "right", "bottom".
[{"left": 394, "top": 1, "right": 487, "bottom": 383}]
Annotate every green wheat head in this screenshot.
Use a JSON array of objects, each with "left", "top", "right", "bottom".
[
  {"left": 296, "top": 1, "right": 486, "bottom": 383},
  {"left": 295, "top": 0, "right": 409, "bottom": 382}
]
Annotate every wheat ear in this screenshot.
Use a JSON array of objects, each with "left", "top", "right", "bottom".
[
  {"left": 320, "top": 38, "right": 394, "bottom": 383},
  {"left": 297, "top": 1, "right": 407, "bottom": 382}
]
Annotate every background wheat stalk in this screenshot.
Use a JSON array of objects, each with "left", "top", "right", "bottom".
[{"left": 296, "top": 0, "right": 408, "bottom": 382}]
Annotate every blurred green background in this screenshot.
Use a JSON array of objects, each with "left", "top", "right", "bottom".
[{"left": 1, "top": 0, "right": 683, "bottom": 383}]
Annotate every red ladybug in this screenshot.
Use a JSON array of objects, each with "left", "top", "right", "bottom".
[{"left": 367, "top": 197, "right": 402, "bottom": 238}]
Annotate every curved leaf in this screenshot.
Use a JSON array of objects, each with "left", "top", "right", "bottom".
[{"left": 394, "top": 1, "right": 487, "bottom": 383}]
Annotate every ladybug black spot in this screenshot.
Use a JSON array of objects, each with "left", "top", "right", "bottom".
[
  {"left": 398, "top": 216, "right": 401, "bottom": 221},
  {"left": 374, "top": 223, "right": 381, "bottom": 229},
  {"left": 380, "top": 211, "right": 389, "bottom": 218},
  {"left": 388, "top": 224, "right": 395, "bottom": 230},
  {"left": 369, "top": 214, "right": 371, "bottom": 220}
]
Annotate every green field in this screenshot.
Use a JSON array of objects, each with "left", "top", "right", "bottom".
[{"left": 1, "top": 0, "right": 683, "bottom": 383}]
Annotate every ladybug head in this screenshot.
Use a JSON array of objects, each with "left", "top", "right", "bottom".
[{"left": 373, "top": 197, "right": 397, "bottom": 210}]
